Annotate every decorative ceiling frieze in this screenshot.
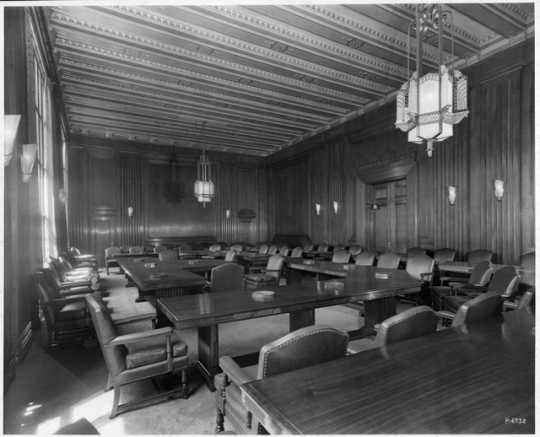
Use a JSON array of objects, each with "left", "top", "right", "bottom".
[{"left": 46, "top": 3, "right": 534, "bottom": 156}]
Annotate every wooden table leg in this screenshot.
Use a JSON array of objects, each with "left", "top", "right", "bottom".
[
  {"left": 198, "top": 325, "right": 219, "bottom": 391},
  {"left": 289, "top": 309, "right": 315, "bottom": 331},
  {"left": 348, "top": 297, "right": 396, "bottom": 340}
]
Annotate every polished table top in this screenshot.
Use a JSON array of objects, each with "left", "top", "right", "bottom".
[
  {"left": 288, "top": 259, "right": 359, "bottom": 277},
  {"left": 241, "top": 309, "right": 534, "bottom": 434},
  {"left": 117, "top": 258, "right": 212, "bottom": 292},
  {"left": 157, "top": 267, "right": 422, "bottom": 329}
]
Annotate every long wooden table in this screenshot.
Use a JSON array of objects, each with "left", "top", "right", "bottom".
[
  {"left": 242, "top": 309, "right": 534, "bottom": 434},
  {"left": 117, "top": 258, "right": 224, "bottom": 301},
  {"left": 157, "top": 266, "right": 421, "bottom": 389}
]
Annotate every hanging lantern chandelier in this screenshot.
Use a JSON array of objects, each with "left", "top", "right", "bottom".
[
  {"left": 193, "top": 149, "right": 214, "bottom": 207},
  {"left": 395, "top": 4, "right": 469, "bottom": 157}
]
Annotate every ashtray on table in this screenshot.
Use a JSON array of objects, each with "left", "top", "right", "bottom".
[
  {"left": 144, "top": 262, "right": 157, "bottom": 268},
  {"left": 149, "top": 273, "right": 168, "bottom": 280},
  {"left": 303, "top": 260, "right": 315, "bottom": 265},
  {"left": 375, "top": 272, "right": 391, "bottom": 279}
]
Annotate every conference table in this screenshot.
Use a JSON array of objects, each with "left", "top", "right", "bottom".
[
  {"left": 241, "top": 308, "right": 534, "bottom": 434},
  {"left": 117, "top": 258, "right": 225, "bottom": 301},
  {"left": 157, "top": 266, "right": 421, "bottom": 389}
]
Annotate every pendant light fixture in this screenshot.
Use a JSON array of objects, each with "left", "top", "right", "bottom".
[
  {"left": 193, "top": 149, "right": 214, "bottom": 207},
  {"left": 395, "top": 4, "right": 469, "bottom": 157}
]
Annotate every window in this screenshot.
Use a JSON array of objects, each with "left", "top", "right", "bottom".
[{"left": 30, "top": 20, "right": 57, "bottom": 263}]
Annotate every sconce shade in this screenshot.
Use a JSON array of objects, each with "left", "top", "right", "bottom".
[
  {"left": 333, "top": 201, "right": 339, "bottom": 215},
  {"left": 494, "top": 179, "right": 504, "bottom": 200},
  {"left": 194, "top": 180, "right": 215, "bottom": 204},
  {"left": 448, "top": 185, "right": 456, "bottom": 205},
  {"left": 4, "top": 114, "right": 21, "bottom": 167},
  {"left": 315, "top": 203, "right": 321, "bottom": 216},
  {"left": 225, "top": 209, "right": 231, "bottom": 219},
  {"left": 127, "top": 206, "right": 134, "bottom": 217},
  {"left": 21, "top": 143, "right": 38, "bottom": 183}
]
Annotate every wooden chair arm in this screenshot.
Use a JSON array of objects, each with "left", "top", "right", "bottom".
[
  {"left": 107, "top": 326, "right": 173, "bottom": 346},
  {"left": 111, "top": 312, "right": 157, "bottom": 326},
  {"left": 436, "top": 310, "right": 455, "bottom": 321},
  {"left": 219, "top": 356, "right": 254, "bottom": 386},
  {"left": 59, "top": 279, "right": 92, "bottom": 289},
  {"left": 50, "top": 295, "right": 88, "bottom": 306}
]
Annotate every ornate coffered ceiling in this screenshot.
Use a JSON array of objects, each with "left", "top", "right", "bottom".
[{"left": 45, "top": 3, "right": 534, "bottom": 157}]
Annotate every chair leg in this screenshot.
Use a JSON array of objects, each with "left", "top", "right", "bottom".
[
  {"left": 105, "top": 373, "right": 113, "bottom": 391},
  {"left": 110, "top": 385, "right": 121, "bottom": 419},
  {"left": 181, "top": 369, "right": 188, "bottom": 398}
]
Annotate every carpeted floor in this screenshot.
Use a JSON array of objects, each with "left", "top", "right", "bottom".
[{"left": 4, "top": 272, "right": 381, "bottom": 435}]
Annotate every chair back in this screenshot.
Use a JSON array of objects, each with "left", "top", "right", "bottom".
[
  {"left": 48, "top": 260, "right": 67, "bottom": 282},
  {"left": 258, "top": 244, "right": 269, "bottom": 255},
  {"left": 224, "top": 250, "right": 237, "bottom": 262},
  {"left": 105, "top": 246, "right": 121, "bottom": 258},
  {"left": 467, "top": 249, "right": 493, "bottom": 265},
  {"left": 519, "top": 251, "right": 535, "bottom": 288},
  {"left": 518, "top": 290, "right": 534, "bottom": 311},
  {"left": 377, "top": 306, "right": 438, "bottom": 345},
  {"left": 487, "top": 266, "right": 520, "bottom": 298},
  {"left": 230, "top": 244, "right": 243, "bottom": 253},
  {"left": 268, "top": 245, "right": 278, "bottom": 255},
  {"left": 348, "top": 245, "right": 362, "bottom": 256},
  {"left": 407, "top": 247, "right": 427, "bottom": 258},
  {"left": 405, "top": 255, "right": 435, "bottom": 281},
  {"left": 129, "top": 246, "right": 144, "bottom": 255},
  {"left": 452, "top": 292, "right": 502, "bottom": 327},
  {"left": 290, "top": 247, "right": 303, "bottom": 258},
  {"left": 69, "top": 247, "right": 82, "bottom": 256},
  {"left": 257, "top": 325, "right": 348, "bottom": 379},
  {"left": 468, "top": 261, "right": 493, "bottom": 286},
  {"left": 377, "top": 252, "right": 401, "bottom": 269},
  {"left": 266, "top": 255, "right": 285, "bottom": 279},
  {"left": 317, "top": 244, "right": 329, "bottom": 253},
  {"left": 158, "top": 249, "right": 177, "bottom": 262},
  {"left": 279, "top": 246, "right": 290, "bottom": 256},
  {"left": 209, "top": 244, "right": 222, "bottom": 252},
  {"left": 303, "top": 243, "right": 314, "bottom": 252},
  {"left": 210, "top": 263, "right": 244, "bottom": 293},
  {"left": 85, "top": 294, "right": 125, "bottom": 377},
  {"left": 433, "top": 248, "right": 456, "bottom": 264},
  {"left": 355, "top": 252, "right": 375, "bottom": 266},
  {"left": 332, "top": 250, "right": 351, "bottom": 264},
  {"left": 58, "top": 255, "right": 74, "bottom": 270}
]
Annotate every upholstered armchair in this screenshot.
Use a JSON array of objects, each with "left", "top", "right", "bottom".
[
  {"left": 244, "top": 254, "right": 285, "bottom": 289},
  {"left": 290, "top": 246, "right": 303, "bottom": 258},
  {"left": 210, "top": 263, "right": 244, "bottom": 293},
  {"left": 258, "top": 244, "right": 269, "bottom": 255},
  {"left": 68, "top": 247, "right": 98, "bottom": 265},
  {"left": 439, "top": 249, "right": 494, "bottom": 285},
  {"left": 215, "top": 325, "right": 349, "bottom": 434},
  {"left": 158, "top": 249, "right": 177, "bottom": 262},
  {"left": 50, "top": 257, "right": 98, "bottom": 283},
  {"left": 431, "top": 261, "right": 493, "bottom": 311},
  {"left": 303, "top": 243, "right": 314, "bottom": 252},
  {"left": 58, "top": 254, "right": 97, "bottom": 275},
  {"left": 267, "top": 245, "right": 279, "bottom": 255},
  {"left": 355, "top": 252, "right": 375, "bottom": 266},
  {"left": 348, "top": 245, "right": 363, "bottom": 256},
  {"left": 377, "top": 252, "right": 401, "bottom": 269},
  {"left": 278, "top": 245, "right": 290, "bottom": 256},
  {"left": 86, "top": 294, "right": 190, "bottom": 418},
  {"left": 437, "top": 292, "right": 503, "bottom": 327},
  {"left": 105, "top": 247, "right": 122, "bottom": 275},
  {"left": 44, "top": 265, "right": 98, "bottom": 295},
  {"left": 433, "top": 248, "right": 456, "bottom": 264},
  {"left": 34, "top": 272, "right": 92, "bottom": 347},
  {"left": 224, "top": 250, "right": 238, "bottom": 262},
  {"left": 332, "top": 250, "right": 351, "bottom": 264},
  {"left": 230, "top": 244, "right": 243, "bottom": 253},
  {"left": 401, "top": 254, "right": 435, "bottom": 305}
]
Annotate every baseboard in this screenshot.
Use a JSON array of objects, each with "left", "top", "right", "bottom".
[{"left": 16, "top": 322, "right": 32, "bottom": 363}]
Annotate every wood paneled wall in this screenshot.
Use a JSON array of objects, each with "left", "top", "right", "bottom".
[
  {"left": 268, "top": 39, "right": 534, "bottom": 264},
  {"left": 67, "top": 137, "right": 268, "bottom": 263}
]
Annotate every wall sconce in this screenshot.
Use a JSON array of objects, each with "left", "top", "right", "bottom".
[
  {"left": 20, "top": 143, "right": 38, "bottom": 183},
  {"left": 225, "top": 209, "right": 231, "bottom": 219},
  {"left": 333, "top": 200, "right": 339, "bottom": 215},
  {"left": 314, "top": 203, "right": 321, "bottom": 216},
  {"left": 4, "top": 114, "right": 21, "bottom": 167},
  {"left": 367, "top": 202, "right": 379, "bottom": 210},
  {"left": 127, "top": 206, "right": 134, "bottom": 217},
  {"left": 58, "top": 188, "right": 66, "bottom": 204},
  {"left": 494, "top": 179, "right": 504, "bottom": 201},
  {"left": 448, "top": 185, "right": 456, "bottom": 205}
]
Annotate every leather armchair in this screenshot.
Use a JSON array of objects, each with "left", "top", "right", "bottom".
[
  {"left": 332, "top": 250, "right": 351, "bottom": 264},
  {"left": 86, "top": 294, "right": 190, "bottom": 418},
  {"left": 258, "top": 244, "right": 269, "bottom": 255},
  {"left": 290, "top": 246, "right": 303, "bottom": 258},
  {"left": 58, "top": 255, "right": 97, "bottom": 275},
  {"left": 377, "top": 306, "right": 438, "bottom": 345},
  {"left": 224, "top": 250, "right": 237, "bottom": 262},
  {"left": 267, "top": 245, "right": 279, "bottom": 255},
  {"left": 348, "top": 245, "right": 363, "bottom": 256},
  {"left": 34, "top": 272, "right": 92, "bottom": 347},
  {"left": 437, "top": 292, "right": 503, "bottom": 327},
  {"left": 215, "top": 325, "right": 349, "bottom": 433},
  {"left": 68, "top": 247, "right": 98, "bottom": 265},
  {"left": 433, "top": 248, "right": 456, "bottom": 264},
  {"left": 44, "top": 265, "right": 99, "bottom": 295},
  {"left": 467, "top": 249, "right": 494, "bottom": 265},
  {"left": 355, "top": 251, "right": 375, "bottom": 266},
  {"left": 210, "top": 263, "right": 244, "bottom": 293},
  {"left": 442, "top": 265, "right": 519, "bottom": 313},
  {"left": 158, "top": 249, "right": 177, "bottom": 262},
  {"left": 105, "top": 247, "right": 122, "bottom": 275},
  {"left": 278, "top": 245, "right": 290, "bottom": 256},
  {"left": 244, "top": 255, "right": 285, "bottom": 289},
  {"left": 230, "top": 244, "right": 243, "bottom": 253},
  {"left": 401, "top": 254, "right": 435, "bottom": 305},
  {"left": 377, "top": 252, "right": 401, "bottom": 269},
  {"left": 303, "top": 243, "right": 314, "bottom": 252}
]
